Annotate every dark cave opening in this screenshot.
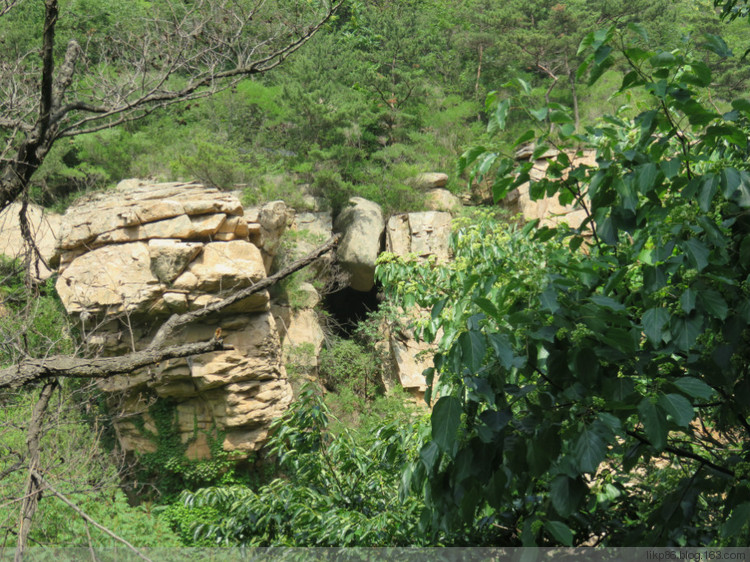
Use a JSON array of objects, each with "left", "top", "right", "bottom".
[{"left": 322, "top": 283, "right": 382, "bottom": 338}]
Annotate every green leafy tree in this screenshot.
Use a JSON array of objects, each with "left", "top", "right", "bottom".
[
  {"left": 179, "top": 386, "right": 427, "bottom": 546},
  {"left": 378, "top": 23, "right": 750, "bottom": 546}
]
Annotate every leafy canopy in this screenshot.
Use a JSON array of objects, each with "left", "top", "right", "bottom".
[{"left": 377, "top": 23, "right": 750, "bottom": 546}]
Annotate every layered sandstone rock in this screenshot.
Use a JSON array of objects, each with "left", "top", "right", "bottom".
[{"left": 55, "top": 180, "right": 292, "bottom": 458}]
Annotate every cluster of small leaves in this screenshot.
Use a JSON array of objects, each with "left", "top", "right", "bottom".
[
  {"left": 133, "top": 399, "right": 245, "bottom": 501},
  {"left": 180, "top": 386, "right": 429, "bottom": 546},
  {"left": 378, "top": 26, "right": 750, "bottom": 546}
]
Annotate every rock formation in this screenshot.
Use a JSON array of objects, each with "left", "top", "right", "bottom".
[
  {"left": 333, "top": 197, "right": 385, "bottom": 292},
  {"left": 53, "top": 180, "right": 292, "bottom": 459}
]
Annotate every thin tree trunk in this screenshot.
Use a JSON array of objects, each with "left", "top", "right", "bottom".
[
  {"left": 475, "top": 44, "right": 484, "bottom": 122},
  {"left": 566, "top": 55, "right": 580, "bottom": 131},
  {"left": 15, "top": 382, "right": 57, "bottom": 562}
]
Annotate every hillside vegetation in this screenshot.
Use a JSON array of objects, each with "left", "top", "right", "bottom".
[{"left": 3, "top": 0, "right": 750, "bottom": 550}]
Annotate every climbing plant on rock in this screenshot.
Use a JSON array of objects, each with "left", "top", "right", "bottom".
[{"left": 377, "top": 24, "right": 750, "bottom": 546}]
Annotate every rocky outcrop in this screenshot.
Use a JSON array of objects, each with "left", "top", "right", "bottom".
[
  {"left": 0, "top": 202, "right": 61, "bottom": 279},
  {"left": 55, "top": 180, "right": 292, "bottom": 458},
  {"left": 242, "top": 200, "right": 291, "bottom": 274},
  {"left": 333, "top": 197, "right": 384, "bottom": 292}
]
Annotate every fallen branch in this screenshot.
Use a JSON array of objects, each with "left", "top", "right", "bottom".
[{"left": 0, "top": 338, "right": 226, "bottom": 389}]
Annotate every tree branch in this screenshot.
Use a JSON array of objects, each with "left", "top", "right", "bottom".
[
  {"left": 0, "top": 338, "right": 227, "bottom": 389},
  {"left": 15, "top": 382, "right": 56, "bottom": 562},
  {"left": 32, "top": 471, "right": 153, "bottom": 562},
  {"left": 626, "top": 430, "right": 735, "bottom": 478},
  {"left": 148, "top": 234, "right": 341, "bottom": 349}
]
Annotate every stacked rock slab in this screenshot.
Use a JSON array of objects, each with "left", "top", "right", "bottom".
[
  {"left": 384, "top": 211, "right": 453, "bottom": 399},
  {"left": 53, "top": 180, "right": 292, "bottom": 459}
]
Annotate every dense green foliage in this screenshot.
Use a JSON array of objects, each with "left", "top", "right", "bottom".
[
  {"left": 24, "top": 0, "right": 748, "bottom": 215},
  {"left": 6, "top": 0, "right": 750, "bottom": 550},
  {"left": 178, "top": 387, "right": 426, "bottom": 546},
  {"left": 378, "top": 22, "right": 750, "bottom": 546}
]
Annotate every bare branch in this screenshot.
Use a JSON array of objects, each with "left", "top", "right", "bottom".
[
  {"left": 149, "top": 234, "right": 341, "bottom": 348},
  {"left": 32, "top": 471, "right": 153, "bottom": 562},
  {"left": 0, "top": 0, "right": 344, "bottom": 214},
  {"left": 15, "top": 382, "right": 56, "bottom": 562}
]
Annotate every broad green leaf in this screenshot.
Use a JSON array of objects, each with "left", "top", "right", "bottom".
[
  {"left": 574, "top": 427, "right": 607, "bottom": 473},
  {"left": 488, "top": 333, "right": 516, "bottom": 370},
  {"left": 549, "top": 110, "right": 574, "bottom": 124},
  {"left": 636, "top": 162, "right": 659, "bottom": 194},
  {"left": 431, "top": 396, "right": 462, "bottom": 453},
  {"left": 650, "top": 51, "right": 678, "bottom": 68},
  {"left": 699, "top": 290, "right": 728, "bottom": 320},
  {"left": 550, "top": 475, "right": 586, "bottom": 517},
  {"left": 672, "top": 314, "right": 702, "bottom": 351},
  {"left": 722, "top": 502, "right": 750, "bottom": 538},
  {"left": 638, "top": 398, "right": 668, "bottom": 450},
  {"left": 419, "top": 441, "right": 440, "bottom": 471},
  {"left": 458, "top": 146, "right": 487, "bottom": 174},
  {"left": 488, "top": 99, "right": 510, "bottom": 135},
  {"left": 658, "top": 393, "right": 694, "bottom": 427},
  {"left": 545, "top": 521, "right": 574, "bottom": 546},
  {"left": 474, "top": 297, "right": 499, "bottom": 319},
  {"left": 591, "top": 294, "right": 625, "bottom": 311},
  {"left": 681, "top": 288, "right": 697, "bottom": 313},
  {"left": 540, "top": 286, "right": 560, "bottom": 313},
  {"left": 685, "top": 61, "right": 712, "bottom": 87},
  {"left": 530, "top": 107, "right": 548, "bottom": 121},
  {"left": 703, "top": 33, "right": 732, "bottom": 58},
  {"left": 459, "top": 330, "right": 486, "bottom": 373},
  {"left": 674, "top": 377, "right": 714, "bottom": 400},
  {"left": 627, "top": 22, "right": 649, "bottom": 42},
  {"left": 643, "top": 308, "right": 669, "bottom": 345},
  {"left": 681, "top": 239, "right": 710, "bottom": 271}
]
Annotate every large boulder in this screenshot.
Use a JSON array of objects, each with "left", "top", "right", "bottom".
[
  {"left": 55, "top": 181, "right": 292, "bottom": 458},
  {"left": 425, "top": 188, "right": 462, "bottom": 213},
  {"left": 410, "top": 172, "right": 448, "bottom": 191},
  {"left": 334, "top": 197, "right": 384, "bottom": 292},
  {"left": 0, "top": 202, "right": 61, "bottom": 279}
]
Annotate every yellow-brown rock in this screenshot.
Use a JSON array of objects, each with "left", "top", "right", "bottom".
[{"left": 54, "top": 181, "right": 292, "bottom": 459}]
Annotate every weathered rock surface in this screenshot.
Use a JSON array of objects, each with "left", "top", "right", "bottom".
[
  {"left": 425, "top": 188, "right": 462, "bottom": 213},
  {"left": 0, "top": 203, "right": 61, "bottom": 279},
  {"left": 386, "top": 211, "right": 452, "bottom": 261},
  {"left": 334, "top": 197, "right": 384, "bottom": 292},
  {"left": 272, "top": 303, "right": 326, "bottom": 375},
  {"left": 243, "top": 200, "right": 292, "bottom": 273},
  {"left": 411, "top": 172, "right": 449, "bottom": 190},
  {"left": 383, "top": 212, "right": 452, "bottom": 398},
  {"left": 55, "top": 181, "right": 292, "bottom": 458}
]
